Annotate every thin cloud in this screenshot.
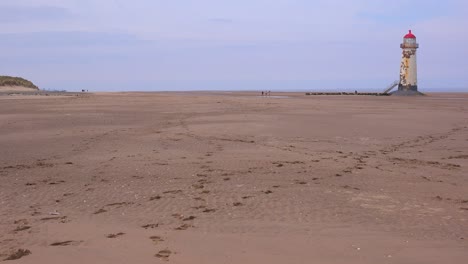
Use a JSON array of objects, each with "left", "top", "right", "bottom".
[
  {"left": 0, "top": 31, "right": 150, "bottom": 48},
  {"left": 0, "top": 5, "right": 74, "bottom": 23},
  {"left": 208, "top": 18, "right": 234, "bottom": 24}
]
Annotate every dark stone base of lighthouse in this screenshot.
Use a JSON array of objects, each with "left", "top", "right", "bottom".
[{"left": 390, "top": 85, "right": 425, "bottom": 96}]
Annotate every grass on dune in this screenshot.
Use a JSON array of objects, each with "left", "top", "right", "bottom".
[{"left": 0, "top": 76, "right": 39, "bottom": 89}]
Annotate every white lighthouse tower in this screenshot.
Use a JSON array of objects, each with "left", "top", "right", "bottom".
[{"left": 397, "top": 30, "right": 421, "bottom": 94}]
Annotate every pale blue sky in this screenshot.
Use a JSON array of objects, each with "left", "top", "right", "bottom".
[{"left": 1, "top": 0, "right": 467, "bottom": 92}]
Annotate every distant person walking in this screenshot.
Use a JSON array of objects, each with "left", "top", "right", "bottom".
[{"left": 261, "top": 91, "right": 264, "bottom": 96}]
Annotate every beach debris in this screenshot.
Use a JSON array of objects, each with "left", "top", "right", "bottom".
[
  {"left": 352, "top": 245, "right": 361, "bottom": 251},
  {"left": 49, "top": 210, "right": 60, "bottom": 215}
]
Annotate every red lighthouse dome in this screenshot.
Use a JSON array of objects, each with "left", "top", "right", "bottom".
[{"left": 404, "top": 30, "right": 416, "bottom": 39}]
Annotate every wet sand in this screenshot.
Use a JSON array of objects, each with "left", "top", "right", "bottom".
[{"left": 0, "top": 92, "right": 467, "bottom": 263}]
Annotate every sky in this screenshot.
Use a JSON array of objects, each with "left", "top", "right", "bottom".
[{"left": 0, "top": 0, "right": 467, "bottom": 92}]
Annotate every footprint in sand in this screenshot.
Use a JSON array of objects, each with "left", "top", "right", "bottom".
[
  {"left": 3, "top": 249, "right": 31, "bottom": 261},
  {"left": 183, "top": 216, "right": 196, "bottom": 221},
  {"left": 50, "top": 240, "right": 82, "bottom": 246},
  {"left": 93, "top": 209, "right": 107, "bottom": 215},
  {"left": 342, "top": 185, "right": 360, "bottom": 191},
  {"left": 163, "top": 190, "right": 183, "bottom": 195},
  {"left": 106, "top": 232, "right": 125, "bottom": 238},
  {"left": 175, "top": 224, "right": 192, "bottom": 230},
  {"left": 294, "top": 180, "right": 307, "bottom": 185},
  {"left": 155, "top": 249, "right": 172, "bottom": 260},
  {"left": 40, "top": 216, "right": 68, "bottom": 223},
  {"left": 13, "top": 226, "right": 31, "bottom": 232},
  {"left": 172, "top": 213, "right": 184, "bottom": 220},
  {"left": 192, "top": 184, "right": 205, "bottom": 189},
  {"left": 150, "top": 236, "right": 164, "bottom": 244},
  {"left": 198, "top": 179, "right": 211, "bottom": 184},
  {"left": 142, "top": 224, "right": 159, "bottom": 229},
  {"left": 105, "top": 202, "right": 134, "bottom": 207},
  {"left": 48, "top": 180, "right": 65, "bottom": 185},
  {"left": 149, "top": 195, "right": 162, "bottom": 201},
  {"left": 150, "top": 236, "right": 164, "bottom": 245}
]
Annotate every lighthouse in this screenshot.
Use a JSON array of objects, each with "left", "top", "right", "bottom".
[{"left": 397, "top": 30, "right": 422, "bottom": 94}]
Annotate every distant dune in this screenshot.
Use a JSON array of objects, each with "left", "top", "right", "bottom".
[{"left": 0, "top": 76, "right": 39, "bottom": 91}]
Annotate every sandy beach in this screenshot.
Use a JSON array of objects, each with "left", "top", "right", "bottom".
[{"left": 0, "top": 92, "right": 467, "bottom": 263}]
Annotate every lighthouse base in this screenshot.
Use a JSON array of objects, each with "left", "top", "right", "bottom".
[
  {"left": 390, "top": 85, "right": 424, "bottom": 96},
  {"left": 390, "top": 90, "right": 425, "bottom": 96}
]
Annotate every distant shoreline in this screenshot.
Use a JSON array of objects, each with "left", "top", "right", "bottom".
[
  {"left": 0, "top": 89, "right": 81, "bottom": 97},
  {"left": 2, "top": 89, "right": 467, "bottom": 100}
]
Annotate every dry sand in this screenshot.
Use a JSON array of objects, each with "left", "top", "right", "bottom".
[{"left": 0, "top": 92, "right": 467, "bottom": 263}]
